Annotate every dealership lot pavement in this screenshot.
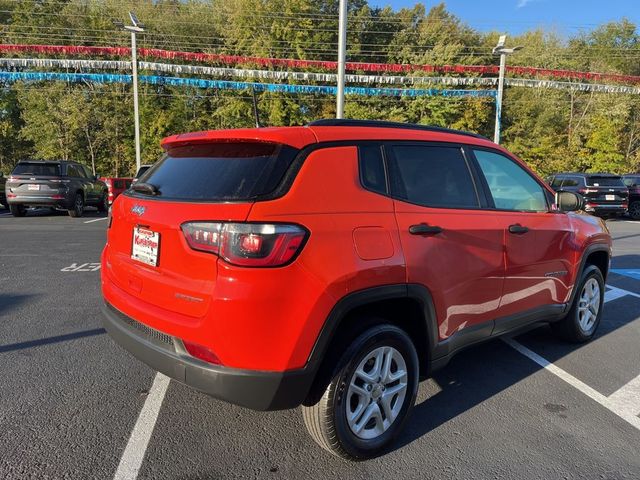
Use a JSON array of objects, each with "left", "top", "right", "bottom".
[{"left": 1, "top": 208, "right": 639, "bottom": 479}]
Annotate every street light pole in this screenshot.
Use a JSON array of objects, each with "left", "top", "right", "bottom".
[
  {"left": 492, "top": 35, "right": 522, "bottom": 144},
  {"left": 336, "top": 0, "right": 347, "bottom": 119},
  {"left": 130, "top": 29, "right": 141, "bottom": 172},
  {"left": 117, "top": 12, "right": 145, "bottom": 173}
]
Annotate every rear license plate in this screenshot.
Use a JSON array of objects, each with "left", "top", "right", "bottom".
[
  {"left": 132, "top": 227, "right": 160, "bottom": 267},
  {"left": 28, "top": 184, "right": 40, "bottom": 191},
  {"left": 605, "top": 194, "right": 615, "bottom": 201}
]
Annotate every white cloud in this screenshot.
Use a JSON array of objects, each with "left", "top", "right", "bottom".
[{"left": 517, "top": 0, "right": 533, "bottom": 7}]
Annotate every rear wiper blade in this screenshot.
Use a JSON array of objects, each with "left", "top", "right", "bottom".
[{"left": 131, "top": 182, "right": 160, "bottom": 196}]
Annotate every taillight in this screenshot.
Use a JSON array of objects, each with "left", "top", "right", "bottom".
[
  {"left": 182, "top": 222, "right": 223, "bottom": 254},
  {"left": 181, "top": 222, "right": 308, "bottom": 267},
  {"left": 183, "top": 340, "right": 221, "bottom": 365}
]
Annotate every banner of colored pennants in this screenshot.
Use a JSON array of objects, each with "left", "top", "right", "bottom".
[
  {"left": 0, "top": 70, "right": 496, "bottom": 98},
  {"left": 0, "top": 58, "right": 638, "bottom": 96},
  {"left": 1, "top": 44, "right": 639, "bottom": 85}
]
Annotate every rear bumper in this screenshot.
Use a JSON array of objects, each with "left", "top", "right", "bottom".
[
  {"left": 584, "top": 204, "right": 627, "bottom": 213},
  {"left": 101, "top": 302, "right": 314, "bottom": 411},
  {"left": 7, "top": 194, "right": 73, "bottom": 208}
]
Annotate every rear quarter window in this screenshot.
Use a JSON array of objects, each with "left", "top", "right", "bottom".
[{"left": 135, "top": 142, "right": 298, "bottom": 201}]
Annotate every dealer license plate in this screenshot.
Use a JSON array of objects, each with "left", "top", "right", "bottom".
[{"left": 131, "top": 227, "right": 160, "bottom": 267}]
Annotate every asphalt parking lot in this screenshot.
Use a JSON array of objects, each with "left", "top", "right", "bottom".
[{"left": 1, "top": 207, "right": 639, "bottom": 480}]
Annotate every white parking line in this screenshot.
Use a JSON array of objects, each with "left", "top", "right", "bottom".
[
  {"left": 84, "top": 217, "right": 108, "bottom": 224},
  {"left": 608, "top": 374, "right": 640, "bottom": 417},
  {"left": 503, "top": 338, "right": 640, "bottom": 431},
  {"left": 113, "top": 373, "right": 170, "bottom": 480},
  {"left": 503, "top": 283, "right": 640, "bottom": 432},
  {"left": 604, "top": 288, "right": 628, "bottom": 303},
  {"left": 605, "top": 284, "right": 640, "bottom": 301}
]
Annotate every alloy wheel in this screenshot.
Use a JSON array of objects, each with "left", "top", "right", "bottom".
[
  {"left": 345, "top": 346, "right": 408, "bottom": 440},
  {"left": 577, "top": 277, "right": 600, "bottom": 333}
]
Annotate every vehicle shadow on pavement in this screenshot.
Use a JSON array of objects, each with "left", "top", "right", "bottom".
[
  {"left": 392, "top": 339, "right": 540, "bottom": 452},
  {"left": 392, "top": 294, "right": 640, "bottom": 455},
  {"left": 0, "top": 293, "right": 36, "bottom": 317},
  {"left": 0, "top": 327, "right": 106, "bottom": 353}
]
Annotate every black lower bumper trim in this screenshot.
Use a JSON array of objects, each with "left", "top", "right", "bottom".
[{"left": 101, "top": 302, "right": 314, "bottom": 411}]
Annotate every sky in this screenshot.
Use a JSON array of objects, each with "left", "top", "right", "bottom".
[{"left": 368, "top": 0, "right": 640, "bottom": 35}]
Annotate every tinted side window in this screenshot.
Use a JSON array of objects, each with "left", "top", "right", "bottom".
[
  {"left": 473, "top": 149, "right": 547, "bottom": 212},
  {"left": 114, "top": 180, "right": 124, "bottom": 189},
  {"left": 81, "top": 165, "right": 93, "bottom": 178},
  {"left": 551, "top": 177, "right": 563, "bottom": 188},
  {"left": 359, "top": 145, "right": 386, "bottom": 195},
  {"left": 66, "top": 165, "right": 81, "bottom": 177},
  {"left": 388, "top": 145, "right": 479, "bottom": 208},
  {"left": 562, "top": 178, "right": 579, "bottom": 187}
]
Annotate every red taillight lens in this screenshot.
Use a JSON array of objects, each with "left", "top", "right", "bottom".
[
  {"left": 181, "top": 222, "right": 307, "bottom": 267},
  {"left": 183, "top": 340, "right": 221, "bottom": 365},
  {"left": 181, "top": 222, "right": 223, "bottom": 254}
]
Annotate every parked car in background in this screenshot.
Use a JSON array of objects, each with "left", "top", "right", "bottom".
[
  {"left": 102, "top": 119, "right": 611, "bottom": 460},
  {"left": 101, "top": 177, "right": 133, "bottom": 205},
  {"left": 0, "top": 172, "right": 6, "bottom": 208},
  {"left": 622, "top": 174, "right": 640, "bottom": 220},
  {"left": 131, "top": 165, "right": 152, "bottom": 184},
  {"left": 548, "top": 173, "right": 628, "bottom": 217},
  {"left": 6, "top": 160, "right": 108, "bottom": 218}
]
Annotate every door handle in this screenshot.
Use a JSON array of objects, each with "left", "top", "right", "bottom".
[
  {"left": 409, "top": 223, "right": 443, "bottom": 235},
  {"left": 508, "top": 224, "right": 529, "bottom": 234}
]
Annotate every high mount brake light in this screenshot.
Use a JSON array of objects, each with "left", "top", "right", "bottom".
[{"left": 181, "top": 222, "right": 307, "bottom": 267}]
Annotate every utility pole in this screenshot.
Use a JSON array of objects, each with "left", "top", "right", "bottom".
[
  {"left": 492, "top": 35, "right": 522, "bottom": 144},
  {"left": 116, "top": 12, "right": 145, "bottom": 172},
  {"left": 336, "top": 0, "right": 347, "bottom": 119}
]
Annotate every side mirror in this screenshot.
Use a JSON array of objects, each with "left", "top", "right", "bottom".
[{"left": 556, "top": 191, "right": 583, "bottom": 212}]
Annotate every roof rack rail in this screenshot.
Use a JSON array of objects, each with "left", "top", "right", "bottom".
[{"left": 307, "top": 119, "right": 490, "bottom": 141}]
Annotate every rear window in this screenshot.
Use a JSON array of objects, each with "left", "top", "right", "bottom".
[
  {"left": 587, "top": 176, "right": 624, "bottom": 187},
  {"left": 136, "top": 142, "right": 298, "bottom": 201},
  {"left": 12, "top": 163, "right": 60, "bottom": 176}
]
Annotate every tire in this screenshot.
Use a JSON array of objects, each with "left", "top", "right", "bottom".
[
  {"left": 551, "top": 265, "right": 604, "bottom": 342},
  {"left": 97, "top": 192, "right": 109, "bottom": 213},
  {"left": 9, "top": 204, "right": 26, "bottom": 217},
  {"left": 629, "top": 201, "right": 640, "bottom": 220},
  {"left": 302, "top": 324, "right": 419, "bottom": 460},
  {"left": 68, "top": 192, "right": 84, "bottom": 218}
]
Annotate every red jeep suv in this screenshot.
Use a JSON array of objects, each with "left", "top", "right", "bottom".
[{"left": 101, "top": 120, "right": 611, "bottom": 460}]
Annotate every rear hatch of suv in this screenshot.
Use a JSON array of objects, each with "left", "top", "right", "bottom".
[
  {"left": 580, "top": 175, "right": 628, "bottom": 207},
  {"left": 7, "top": 162, "right": 66, "bottom": 199},
  {"left": 105, "top": 140, "right": 301, "bottom": 319}
]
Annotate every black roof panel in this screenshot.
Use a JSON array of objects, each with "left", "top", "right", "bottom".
[{"left": 307, "top": 119, "right": 490, "bottom": 141}]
